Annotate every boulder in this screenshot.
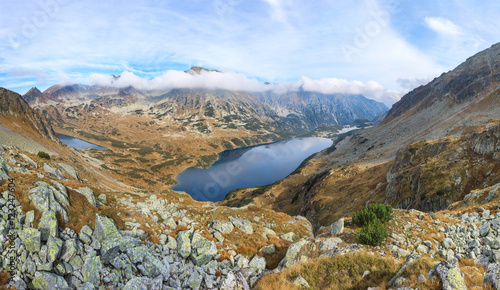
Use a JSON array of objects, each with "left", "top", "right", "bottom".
[
  {"left": 221, "top": 271, "right": 250, "bottom": 290},
  {"left": 442, "top": 238, "right": 455, "bottom": 249},
  {"left": 292, "top": 275, "right": 310, "bottom": 288},
  {"left": 60, "top": 239, "right": 79, "bottom": 262},
  {"left": 280, "top": 232, "right": 297, "bottom": 242},
  {"left": 101, "top": 236, "right": 138, "bottom": 264},
  {"left": 82, "top": 255, "right": 102, "bottom": 286},
  {"left": 329, "top": 218, "right": 344, "bottom": 235},
  {"left": 184, "top": 269, "right": 203, "bottom": 290},
  {"left": 319, "top": 237, "right": 343, "bottom": 252},
  {"left": 58, "top": 163, "right": 79, "bottom": 180},
  {"left": 249, "top": 255, "right": 266, "bottom": 272},
  {"left": 484, "top": 262, "right": 500, "bottom": 289},
  {"left": 259, "top": 244, "right": 276, "bottom": 254},
  {"left": 210, "top": 220, "right": 234, "bottom": 234},
  {"left": 50, "top": 181, "right": 70, "bottom": 208},
  {"left": 31, "top": 271, "right": 69, "bottom": 289},
  {"left": 191, "top": 235, "right": 217, "bottom": 266},
  {"left": 431, "top": 258, "right": 467, "bottom": 290},
  {"left": 46, "top": 236, "right": 63, "bottom": 263},
  {"left": 43, "top": 163, "right": 64, "bottom": 180},
  {"left": 38, "top": 210, "right": 58, "bottom": 241},
  {"left": 28, "top": 182, "right": 68, "bottom": 222},
  {"left": 123, "top": 277, "right": 150, "bottom": 290},
  {"left": 76, "top": 187, "right": 98, "bottom": 207},
  {"left": 176, "top": 230, "right": 193, "bottom": 258},
  {"left": 20, "top": 228, "right": 41, "bottom": 253},
  {"left": 279, "top": 239, "right": 309, "bottom": 268},
  {"left": 229, "top": 217, "right": 253, "bottom": 234},
  {"left": 127, "top": 246, "right": 148, "bottom": 264},
  {"left": 93, "top": 214, "right": 121, "bottom": 242}
]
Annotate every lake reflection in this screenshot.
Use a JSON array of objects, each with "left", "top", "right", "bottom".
[{"left": 172, "top": 137, "right": 332, "bottom": 202}]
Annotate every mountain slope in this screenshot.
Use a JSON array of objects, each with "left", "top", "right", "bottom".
[
  {"left": 0, "top": 87, "right": 58, "bottom": 142},
  {"left": 224, "top": 43, "right": 500, "bottom": 226}
]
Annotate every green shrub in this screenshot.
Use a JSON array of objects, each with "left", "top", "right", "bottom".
[
  {"left": 352, "top": 209, "right": 377, "bottom": 227},
  {"left": 356, "top": 219, "right": 388, "bottom": 246},
  {"left": 352, "top": 203, "right": 393, "bottom": 226},
  {"left": 37, "top": 151, "right": 50, "bottom": 160}
]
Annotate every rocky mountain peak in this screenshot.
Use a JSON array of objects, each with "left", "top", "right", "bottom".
[
  {"left": 384, "top": 42, "right": 500, "bottom": 122},
  {"left": 22, "top": 87, "right": 44, "bottom": 104},
  {"left": 0, "top": 87, "right": 58, "bottom": 141}
]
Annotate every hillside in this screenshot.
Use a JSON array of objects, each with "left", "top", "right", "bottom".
[{"left": 224, "top": 43, "right": 500, "bottom": 227}]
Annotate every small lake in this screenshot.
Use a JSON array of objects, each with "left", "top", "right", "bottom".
[
  {"left": 172, "top": 137, "right": 333, "bottom": 202},
  {"left": 56, "top": 133, "right": 108, "bottom": 150}
]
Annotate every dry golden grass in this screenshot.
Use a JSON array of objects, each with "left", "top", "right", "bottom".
[{"left": 256, "top": 251, "right": 399, "bottom": 290}]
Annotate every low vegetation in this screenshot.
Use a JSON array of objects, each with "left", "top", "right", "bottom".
[
  {"left": 256, "top": 252, "right": 398, "bottom": 290},
  {"left": 37, "top": 151, "right": 50, "bottom": 160},
  {"left": 353, "top": 204, "right": 393, "bottom": 246}
]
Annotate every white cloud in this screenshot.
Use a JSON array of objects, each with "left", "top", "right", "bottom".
[
  {"left": 425, "top": 17, "right": 462, "bottom": 36},
  {"left": 396, "top": 77, "right": 434, "bottom": 90},
  {"left": 89, "top": 69, "right": 402, "bottom": 105},
  {"left": 57, "top": 72, "right": 74, "bottom": 86},
  {"left": 90, "top": 70, "right": 269, "bottom": 92},
  {"left": 297, "top": 76, "right": 403, "bottom": 104}
]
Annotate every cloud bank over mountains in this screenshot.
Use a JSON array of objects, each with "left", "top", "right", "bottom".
[{"left": 89, "top": 70, "right": 403, "bottom": 105}]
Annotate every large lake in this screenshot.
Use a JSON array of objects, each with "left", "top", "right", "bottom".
[
  {"left": 57, "top": 133, "right": 108, "bottom": 150},
  {"left": 173, "top": 137, "right": 333, "bottom": 202}
]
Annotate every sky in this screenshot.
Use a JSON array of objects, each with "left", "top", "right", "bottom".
[{"left": 1, "top": 0, "right": 499, "bottom": 105}]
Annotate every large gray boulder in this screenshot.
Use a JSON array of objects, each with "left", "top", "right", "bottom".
[
  {"left": 38, "top": 210, "right": 58, "bottom": 241},
  {"left": 177, "top": 229, "right": 193, "bottom": 258},
  {"left": 47, "top": 236, "right": 63, "bottom": 263},
  {"left": 31, "top": 271, "right": 69, "bottom": 289},
  {"left": 20, "top": 228, "right": 41, "bottom": 253},
  {"left": 279, "top": 239, "right": 309, "bottom": 268},
  {"left": 191, "top": 233, "right": 217, "bottom": 266},
  {"left": 484, "top": 262, "right": 500, "bottom": 289},
  {"left": 229, "top": 217, "right": 253, "bottom": 234},
  {"left": 60, "top": 239, "right": 79, "bottom": 262},
  {"left": 58, "top": 163, "right": 79, "bottom": 180},
  {"left": 43, "top": 163, "right": 64, "bottom": 180},
  {"left": 209, "top": 220, "right": 234, "bottom": 234},
  {"left": 76, "top": 187, "right": 98, "bottom": 207},
  {"left": 123, "top": 277, "right": 150, "bottom": 290},
  {"left": 28, "top": 182, "right": 69, "bottom": 222},
  {"left": 329, "top": 218, "right": 344, "bottom": 235},
  {"left": 82, "top": 255, "right": 102, "bottom": 286},
  {"left": 93, "top": 214, "right": 121, "bottom": 242},
  {"left": 431, "top": 258, "right": 467, "bottom": 290}
]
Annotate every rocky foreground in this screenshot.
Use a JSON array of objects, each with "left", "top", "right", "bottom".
[{"left": 2, "top": 142, "right": 500, "bottom": 289}]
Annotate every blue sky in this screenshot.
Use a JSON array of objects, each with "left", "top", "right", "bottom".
[{"left": 1, "top": 0, "right": 499, "bottom": 105}]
